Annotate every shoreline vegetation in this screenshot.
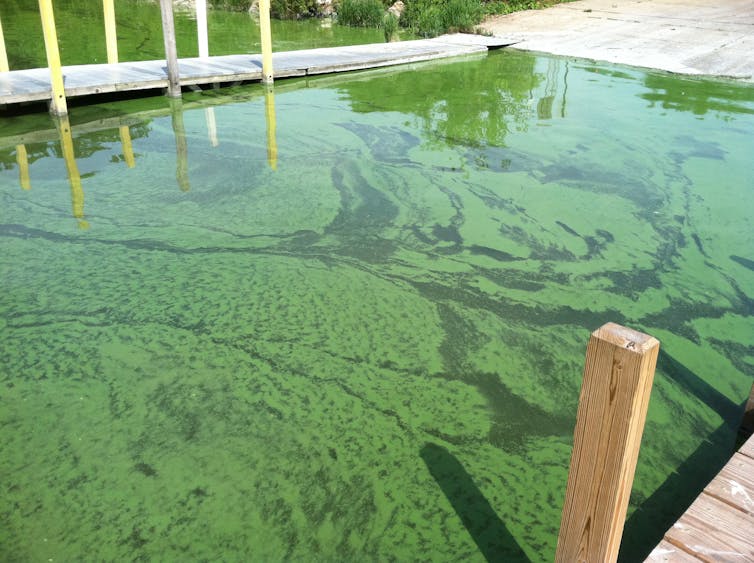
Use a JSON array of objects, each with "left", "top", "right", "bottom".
[{"left": 198, "top": 0, "right": 564, "bottom": 38}]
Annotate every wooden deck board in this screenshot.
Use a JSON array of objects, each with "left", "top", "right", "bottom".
[
  {"left": 0, "top": 34, "right": 517, "bottom": 108},
  {"left": 741, "top": 434, "right": 754, "bottom": 458},
  {"left": 704, "top": 453, "right": 754, "bottom": 515},
  {"left": 645, "top": 540, "right": 703, "bottom": 562},
  {"left": 645, "top": 433, "right": 754, "bottom": 562}
]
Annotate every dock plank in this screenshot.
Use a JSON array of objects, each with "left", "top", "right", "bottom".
[
  {"left": 645, "top": 540, "right": 703, "bottom": 562},
  {"left": 704, "top": 452, "right": 754, "bottom": 515},
  {"left": 741, "top": 433, "right": 754, "bottom": 459},
  {"left": 646, "top": 434, "right": 754, "bottom": 562},
  {"left": 0, "top": 34, "right": 516, "bottom": 108},
  {"left": 664, "top": 493, "right": 754, "bottom": 561}
]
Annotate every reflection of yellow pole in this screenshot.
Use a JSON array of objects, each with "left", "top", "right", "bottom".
[
  {"left": 169, "top": 98, "right": 190, "bottom": 192},
  {"left": 259, "top": 0, "right": 273, "bottom": 84},
  {"left": 0, "top": 16, "right": 9, "bottom": 72},
  {"left": 119, "top": 125, "right": 135, "bottom": 168},
  {"left": 205, "top": 107, "right": 219, "bottom": 147},
  {"left": 103, "top": 0, "right": 118, "bottom": 64},
  {"left": 56, "top": 116, "right": 89, "bottom": 229},
  {"left": 16, "top": 145, "right": 31, "bottom": 190},
  {"left": 38, "top": 0, "right": 68, "bottom": 116},
  {"left": 264, "top": 85, "right": 277, "bottom": 170}
]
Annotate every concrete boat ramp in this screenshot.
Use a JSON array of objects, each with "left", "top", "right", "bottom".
[
  {"left": 0, "top": 34, "right": 512, "bottom": 108},
  {"left": 481, "top": 0, "right": 754, "bottom": 82}
]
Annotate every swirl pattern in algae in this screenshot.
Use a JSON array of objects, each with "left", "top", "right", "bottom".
[{"left": 1, "top": 51, "right": 753, "bottom": 561}]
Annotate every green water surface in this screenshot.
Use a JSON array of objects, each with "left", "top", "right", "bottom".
[
  {"left": 1, "top": 51, "right": 753, "bottom": 561},
  {"left": 1, "top": 0, "right": 386, "bottom": 70}
]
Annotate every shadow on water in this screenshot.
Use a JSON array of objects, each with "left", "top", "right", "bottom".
[
  {"left": 618, "top": 420, "right": 739, "bottom": 562},
  {"left": 420, "top": 443, "right": 530, "bottom": 563},
  {"left": 618, "top": 350, "right": 746, "bottom": 562},
  {"left": 658, "top": 349, "right": 743, "bottom": 424}
]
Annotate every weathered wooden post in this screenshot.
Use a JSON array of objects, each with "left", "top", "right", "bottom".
[
  {"left": 103, "top": 0, "right": 118, "bottom": 64},
  {"left": 259, "top": 0, "right": 274, "bottom": 83},
  {"left": 264, "top": 85, "right": 277, "bottom": 170},
  {"left": 196, "top": 0, "right": 209, "bottom": 58},
  {"left": 0, "top": 15, "right": 9, "bottom": 72},
  {"left": 38, "top": 0, "right": 68, "bottom": 115},
  {"left": 55, "top": 116, "right": 88, "bottom": 229},
  {"left": 16, "top": 145, "right": 31, "bottom": 190},
  {"left": 159, "top": 0, "right": 181, "bottom": 98},
  {"left": 555, "top": 322, "right": 659, "bottom": 563}
]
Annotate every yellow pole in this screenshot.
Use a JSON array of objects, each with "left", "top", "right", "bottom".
[
  {"left": 56, "top": 116, "right": 89, "bottom": 229},
  {"left": 16, "top": 145, "right": 31, "bottom": 190},
  {"left": 103, "top": 0, "right": 118, "bottom": 64},
  {"left": 0, "top": 15, "right": 10, "bottom": 72},
  {"left": 119, "top": 125, "right": 135, "bottom": 168},
  {"left": 259, "top": 0, "right": 273, "bottom": 84},
  {"left": 38, "top": 0, "right": 68, "bottom": 116},
  {"left": 264, "top": 86, "right": 277, "bottom": 170}
]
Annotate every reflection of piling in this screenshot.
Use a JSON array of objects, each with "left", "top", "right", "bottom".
[
  {"left": 536, "top": 96, "right": 554, "bottom": 120},
  {"left": 264, "top": 85, "right": 277, "bottom": 170},
  {"left": 205, "top": 107, "right": 219, "bottom": 147},
  {"left": 169, "top": 98, "right": 190, "bottom": 191},
  {"left": 55, "top": 116, "right": 89, "bottom": 229},
  {"left": 16, "top": 145, "right": 31, "bottom": 190},
  {"left": 119, "top": 125, "right": 136, "bottom": 168}
]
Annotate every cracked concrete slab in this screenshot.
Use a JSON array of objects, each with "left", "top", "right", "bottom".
[{"left": 480, "top": 0, "right": 754, "bottom": 81}]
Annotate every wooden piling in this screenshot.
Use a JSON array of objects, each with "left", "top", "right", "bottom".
[
  {"left": 103, "top": 0, "right": 118, "bottom": 64},
  {"left": 259, "top": 0, "right": 274, "bottom": 83},
  {"left": 38, "top": 0, "right": 68, "bottom": 115},
  {"left": 16, "top": 145, "right": 31, "bottom": 190},
  {"left": 196, "top": 0, "right": 209, "bottom": 58},
  {"left": 555, "top": 322, "right": 659, "bottom": 563},
  {"left": 0, "top": 15, "right": 9, "bottom": 72},
  {"left": 159, "top": 0, "right": 181, "bottom": 98}
]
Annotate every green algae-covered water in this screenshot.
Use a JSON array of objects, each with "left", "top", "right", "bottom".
[{"left": 1, "top": 51, "right": 753, "bottom": 561}]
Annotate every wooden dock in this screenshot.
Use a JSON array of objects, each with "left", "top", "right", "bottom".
[
  {"left": 0, "top": 34, "right": 513, "bottom": 107},
  {"left": 645, "top": 432, "right": 754, "bottom": 562}
]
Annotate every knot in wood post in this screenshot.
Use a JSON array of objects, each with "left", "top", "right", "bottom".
[{"left": 556, "top": 322, "right": 659, "bottom": 563}]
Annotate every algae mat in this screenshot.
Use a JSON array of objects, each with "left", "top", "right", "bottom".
[{"left": 1, "top": 51, "right": 753, "bottom": 561}]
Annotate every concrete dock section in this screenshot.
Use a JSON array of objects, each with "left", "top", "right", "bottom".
[{"left": 481, "top": 0, "right": 754, "bottom": 81}]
